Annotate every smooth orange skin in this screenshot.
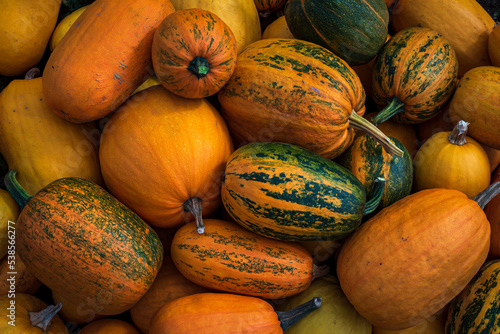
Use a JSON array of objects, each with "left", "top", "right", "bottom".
[
  {"left": 337, "top": 188, "right": 490, "bottom": 330},
  {"left": 0, "top": 294, "right": 68, "bottom": 334},
  {"left": 79, "top": 319, "right": 140, "bottom": 334},
  {"left": 149, "top": 293, "right": 282, "bottom": 334},
  {"left": 485, "top": 164, "right": 500, "bottom": 259},
  {"left": 42, "top": 0, "right": 175, "bottom": 123},
  {"left": 99, "top": 85, "right": 234, "bottom": 229}
]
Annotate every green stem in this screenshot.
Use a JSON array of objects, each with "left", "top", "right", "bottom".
[
  {"left": 371, "top": 96, "right": 405, "bottom": 125},
  {"left": 28, "top": 302, "right": 63, "bottom": 332},
  {"left": 4, "top": 170, "right": 31, "bottom": 209},
  {"left": 187, "top": 57, "right": 210, "bottom": 78},
  {"left": 363, "top": 177, "right": 386, "bottom": 216},
  {"left": 349, "top": 111, "right": 404, "bottom": 157},
  {"left": 183, "top": 197, "right": 205, "bottom": 234},
  {"left": 473, "top": 180, "right": 500, "bottom": 210},
  {"left": 277, "top": 297, "right": 322, "bottom": 332}
]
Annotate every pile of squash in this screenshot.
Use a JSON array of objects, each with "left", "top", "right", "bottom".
[{"left": 0, "top": 0, "right": 499, "bottom": 333}]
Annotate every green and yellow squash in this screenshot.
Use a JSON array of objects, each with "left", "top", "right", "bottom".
[
  {"left": 221, "top": 142, "right": 385, "bottom": 241},
  {"left": 284, "top": 0, "right": 389, "bottom": 66}
]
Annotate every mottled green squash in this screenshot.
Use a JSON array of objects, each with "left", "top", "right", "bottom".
[
  {"left": 338, "top": 135, "right": 413, "bottom": 210},
  {"left": 445, "top": 259, "right": 500, "bottom": 333},
  {"left": 221, "top": 142, "right": 385, "bottom": 241}
]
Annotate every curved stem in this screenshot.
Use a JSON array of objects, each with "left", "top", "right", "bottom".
[
  {"left": 4, "top": 170, "right": 31, "bottom": 209},
  {"left": 183, "top": 197, "right": 205, "bottom": 234},
  {"left": 28, "top": 302, "right": 63, "bottom": 332},
  {"left": 473, "top": 180, "right": 500, "bottom": 210},
  {"left": 25, "top": 68, "right": 41, "bottom": 80},
  {"left": 448, "top": 120, "right": 469, "bottom": 146},
  {"left": 277, "top": 297, "right": 322, "bottom": 332},
  {"left": 187, "top": 57, "right": 210, "bottom": 78},
  {"left": 371, "top": 96, "right": 405, "bottom": 125},
  {"left": 363, "top": 177, "right": 386, "bottom": 216},
  {"left": 349, "top": 111, "right": 404, "bottom": 157}
]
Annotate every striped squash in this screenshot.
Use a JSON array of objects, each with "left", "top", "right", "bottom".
[
  {"left": 218, "top": 38, "right": 403, "bottom": 160},
  {"left": 221, "top": 142, "right": 384, "bottom": 241},
  {"left": 445, "top": 259, "right": 500, "bottom": 333},
  {"left": 371, "top": 27, "right": 458, "bottom": 125},
  {"left": 284, "top": 0, "right": 389, "bottom": 66},
  {"left": 6, "top": 171, "right": 164, "bottom": 315},
  {"left": 171, "top": 218, "right": 326, "bottom": 299},
  {"left": 338, "top": 135, "right": 413, "bottom": 210}
]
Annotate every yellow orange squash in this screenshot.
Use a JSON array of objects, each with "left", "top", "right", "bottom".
[{"left": 49, "top": 5, "right": 88, "bottom": 51}]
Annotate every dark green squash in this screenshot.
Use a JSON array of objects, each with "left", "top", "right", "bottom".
[
  {"left": 221, "top": 142, "right": 385, "bottom": 241},
  {"left": 284, "top": 0, "right": 389, "bottom": 66}
]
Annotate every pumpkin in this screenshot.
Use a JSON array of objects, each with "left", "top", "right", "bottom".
[
  {"left": 42, "top": 0, "right": 175, "bottom": 123},
  {"left": 371, "top": 27, "right": 458, "bottom": 125},
  {"left": 284, "top": 0, "right": 389, "bottom": 66},
  {"left": 485, "top": 165, "right": 500, "bottom": 259},
  {"left": 448, "top": 66, "right": 500, "bottom": 149},
  {"left": 51, "top": 290, "right": 106, "bottom": 325},
  {"left": 152, "top": 8, "right": 237, "bottom": 99},
  {"left": 169, "top": 0, "right": 261, "bottom": 54},
  {"left": 171, "top": 218, "right": 327, "bottom": 299},
  {"left": 413, "top": 120, "right": 491, "bottom": 199},
  {"left": 336, "top": 181, "right": 499, "bottom": 330},
  {"left": 0, "top": 188, "right": 19, "bottom": 259},
  {"left": 221, "top": 142, "right": 386, "bottom": 241},
  {"left": 0, "top": 0, "right": 61, "bottom": 76},
  {"left": 261, "top": 15, "right": 295, "bottom": 40},
  {"left": 49, "top": 5, "right": 88, "bottom": 51},
  {"left": 0, "top": 68, "right": 103, "bottom": 196},
  {"left": 390, "top": 0, "right": 495, "bottom": 77},
  {"left": 445, "top": 259, "right": 500, "bottom": 333},
  {"left": 149, "top": 292, "right": 322, "bottom": 333},
  {"left": 4, "top": 170, "right": 164, "bottom": 316},
  {"left": 79, "top": 319, "right": 141, "bottom": 334},
  {"left": 254, "top": 0, "right": 287, "bottom": 12},
  {"left": 130, "top": 255, "right": 213, "bottom": 333},
  {"left": 338, "top": 135, "right": 413, "bottom": 210},
  {"left": 276, "top": 275, "right": 372, "bottom": 334},
  {"left": 99, "top": 85, "right": 233, "bottom": 232},
  {"left": 0, "top": 293, "right": 67, "bottom": 333},
  {"left": 489, "top": 23, "right": 500, "bottom": 66},
  {"left": 0, "top": 253, "right": 42, "bottom": 295},
  {"left": 218, "top": 38, "right": 403, "bottom": 160}
]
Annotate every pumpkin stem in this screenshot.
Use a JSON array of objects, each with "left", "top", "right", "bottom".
[
  {"left": 4, "top": 170, "right": 32, "bottom": 209},
  {"left": 363, "top": 177, "right": 386, "bottom": 216},
  {"left": 448, "top": 120, "right": 469, "bottom": 146},
  {"left": 473, "top": 180, "right": 500, "bottom": 210},
  {"left": 188, "top": 57, "right": 210, "bottom": 78},
  {"left": 371, "top": 96, "right": 405, "bottom": 125},
  {"left": 349, "top": 111, "right": 404, "bottom": 157},
  {"left": 183, "top": 197, "right": 205, "bottom": 234},
  {"left": 277, "top": 297, "right": 322, "bottom": 332},
  {"left": 312, "top": 264, "right": 330, "bottom": 281},
  {"left": 25, "top": 67, "right": 41, "bottom": 80},
  {"left": 28, "top": 302, "right": 63, "bottom": 332}
]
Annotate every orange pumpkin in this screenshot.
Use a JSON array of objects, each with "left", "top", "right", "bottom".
[
  {"left": 0, "top": 294, "right": 67, "bottom": 333},
  {"left": 99, "top": 85, "right": 234, "bottom": 231},
  {"left": 413, "top": 120, "right": 491, "bottom": 198},
  {"left": 79, "top": 319, "right": 140, "bottom": 334},
  {"left": 448, "top": 66, "right": 500, "bottom": 150},
  {"left": 489, "top": 23, "right": 500, "bottom": 66},
  {"left": 42, "top": 0, "right": 175, "bottom": 123},
  {"left": 485, "top": 164, "right": 500, "bottom": 259},
  {"left": 336, "top": 184, "right": 495, "bottom": 330},
  {"left": 152, "top": 8, "right": 237, "bottom": 99}
]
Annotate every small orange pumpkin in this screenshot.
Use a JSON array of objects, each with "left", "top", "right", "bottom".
[{"left": 152, "top": 8, "right": 237, "bottom": 99}]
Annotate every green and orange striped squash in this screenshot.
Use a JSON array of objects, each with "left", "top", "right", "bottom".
[
  {"left": 171, "top": 218, "right": 327, "bottom": 299},
  {"left": 445, "top": 259, "right": 500, "bottom": 333},
  {"left": 371, "top": 27, "right": 458, "bottom": 125},
  {"left": 221, "top": 142, "right": 385, "bottom": 242},
  {"left": 284, "top": 0, "right": 389, "bottom": 66},
  {"left": 152, "top": 8, "right": 237, "bottom": 99},
  {"left": 338, "top": 135, "right": 413, "bottom": 210},
  {"left": 218, "top": 38, "right": 403, "bottom": 160},
  {"left": 4, "top": 171, "right": 164, "bottom": 316}
]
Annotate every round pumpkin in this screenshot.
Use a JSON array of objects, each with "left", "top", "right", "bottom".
[
  {"left": 485, "top": 164, "right": 500, "bottom": 259},
  {"left": 336, "top": 184, "right": 494, "bottom": 330},
  {"left": 448, "top": 66, "right": 500, "bottom": 149},
  {"left": 489, "top": 23, "right": 500, "bottom": 67},
  {"left": 413, "top": 120, "right": 491, "bottom": 198},
  {"left": 79, "top": 319, "right": 140, "bottom": 334},
  {"left": 152, "top": 8, "right": 237, "bottom": 99},
  {"left": 99, "top": 85, "right": 234, "bottom": 231},
  {"left": 390, "top": 0, "right": 495, "bottom": 77},
  {"left": 0, "top": 293, "right": 67, "bottom": 333},
  {"left": 371, "top": 27, "right": 458, "bottom": 125}
]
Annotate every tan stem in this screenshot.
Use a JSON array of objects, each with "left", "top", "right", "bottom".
[
  {"left": 28, "top": 302, "right": 63, "bottom": 332},
  {"left": 183, "top": 197, "right": 205, "bottom": 234},
  {"left": 25, "top": 68, "right": 41, "bottom": 80},
  {"left": 448, "top": 120, "right": 469, "bottom": 146}
]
